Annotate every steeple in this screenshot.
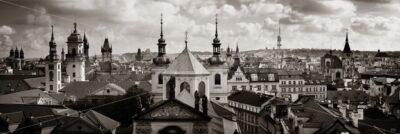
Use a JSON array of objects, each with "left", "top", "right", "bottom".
[
  {"left": 212, "top": 14, "right": 221, "bottom": 56},
  {"left": 20, "top": 48, "right": 24, "bottom": 59},
  {"left": 236, "top": 42, "right": 239, "bottom": 54},
  {"left": 277, "top": 23, "right": 282, "bottom": 49},
  {"left": 157, "top": 13, "right": 167, "bottom": 57},
  {"left": 185, "top": 31, "right": 188, "bottom": 48},
  {"left": 73, "top": 22, "right": 77, "bottom": 33},
  {"left": 51, "top": 25, "right": 55, "bottom": 41},
  {"left": 14, "top": 47, "right": 19, "bottom": 58},
  {"left": 9, "top": 48, "right": 14, "bottom": 57},
  {"left": 343, "top": 30, "right": 352, "bottom": 53}
]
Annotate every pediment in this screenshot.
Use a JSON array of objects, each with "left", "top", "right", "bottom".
[{"left": 136, "top": 100, "right": 209, "bottom": 121}]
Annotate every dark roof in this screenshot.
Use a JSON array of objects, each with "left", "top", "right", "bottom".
[
  {"left": 134, "top": 99, "right": 211, "bottom": 121},
  {"left": 242, "top": 67, "right": 279, "bottom": 82},
  {"left": 61, "top": 81, "right": 135, "bottom": 99},
  {"left": 321, "top": 53, "right": 343, "bottom": 68},
  {"left": 23, "top": 77, "right": 45, "bottom": 89},
  {"left": 375, "top": 51, "right": 391, "bottom": 58},
  {"left": 210, "top": 101, "right": 236, "bottom": 121},
  {"left": 0, "top": 104, "right": 55, "bottom": 117},
  {"left": 228, "top": 91, "right": 273, "bottom": 107},
  {"left": 0, "top": 89, "right": 60, "bottom": 104},
  {"left": 326, "top": 90, "right": 370, "bottom": 104},
  {"left": 0, "top": 111, "right": 24, "bottom": 124}
]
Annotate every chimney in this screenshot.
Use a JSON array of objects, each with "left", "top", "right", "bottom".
[
  {"left": 202, "top": 95, "right": 208, "bottom": 115},
  {"left": 194, "top": 91, "right": 200, "bottom": 111}
]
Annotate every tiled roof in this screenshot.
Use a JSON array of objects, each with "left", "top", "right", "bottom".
[
  {"left": 228, "top": 90, "right": 273, "bottom": 107},
  {"left": 0, "top": 89, "right": 60, "bottom": 104},
  {"left": 0, "top": 104, "right": 55, "bottom": 117},
  {"left": 163, "top": 47, "right": 210, "bottom": 75},
  {"left": 61, "top": 81, "right": 132, "bottom": 99},
  {"left": 326, "top": 90, "right": 370, "bottom": 104},
  {"left": 23, "top": 77, "right": 45, "bottom": 89}
]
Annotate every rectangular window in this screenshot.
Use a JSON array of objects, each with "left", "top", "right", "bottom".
[
  {"left": 257, "top": 85, "right": 261, "bottom": 91},
  {"left": 241, "top": 86, "right": 246, "bottom": 90},
  {"left": 73, "top": 72, "right": 76, "bottom": 77},
  {"left": 50, "top": 85, "right": 53, "bottom": 90},
  {"left": 268, "top": 74, "right": 275, "bottom": 81},
  {"left": 232, "top": 86, "right": 237, "bottom": 90},
  {"left": 236, "top": 77, "right": 242, "bottom": 81},
  {"left": 251, "top": 74, "right": 258, "bottom": 81},
  {"left": 265, "top": 85, "right": 268, "bottom": 91},
  {"left": 272, "top": 85, "right": 277, "bottom": 90},
  {"left": 288, "top": 81, "right": 291, "bottom": 85},
  {"left": 48, "top": 64, "right": 54, "bottom": 70}
]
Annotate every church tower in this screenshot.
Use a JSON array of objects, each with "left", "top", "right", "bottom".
[
  {"left": 83, "top": 33, "right": 90, "bottom": 62},
  {"left": 45, "top": 25, "right": 62, "bottom": 92},
  {"left": 342, "top": 31, "right": 354, "bottom": 79},
  {"left": 65, "top": 22, "right": 86, "bottom": 82},
  {"left": 151, "top": 14, "right": 171, "bottom": 102},
  {"left": 206, "top": 14, "right": 229, "bottom": 103},
  {"left": 101, "top": 38, "right": 112, "bottom": 62},
  {"left": 225, "top": 45, "right": 233, "bottom": 66},
  {"left": 233, "top": 43, "right": 241, "bottom": 67}
]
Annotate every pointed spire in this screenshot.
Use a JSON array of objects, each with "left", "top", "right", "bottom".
[
  {"left": 160, "top": 13, "right": 164, "bottom": 38},
  {"left": 185, "top": 31, "right": 188, "bottom": 48},
  {"left": 83, "top": 32, "right": 87, "bottom": 41},
  {"left": 51, "top": 25, "right": 54, "bottom": 41},
  {"left": 343, "top": 29, "right": 352, "bottom": 53},
  {"left": 236, "top": 42, "right": 239, "bottom": 53},
  {"left": 215, "top": 14, "right": 218, "bottom": 38}
]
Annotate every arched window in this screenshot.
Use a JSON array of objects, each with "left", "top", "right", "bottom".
[
  {"left": 215, "top": 74, "right": 221, "bottom": 85},
  {"left": 180, "top": 82, "right": 190, "bottom": 93},
  {"left": 158, "top": 74, "right": 163, "bottom": 84},
  {"left": 198, "top": 82, "right": 205, "bottom": 96},
  {"left": 49, "top": 71, "right": 54, "bottom": 81},
  {"left": 336, "top": 72, "right": 341, "bottom": 79}
]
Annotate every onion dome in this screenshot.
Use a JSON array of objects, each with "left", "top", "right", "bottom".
[
  {"left": 67, "top": 22, "right": 83, "bottom": 43},
  {"left": 153, "top": 14, "right": 170, "bottom": 66}
]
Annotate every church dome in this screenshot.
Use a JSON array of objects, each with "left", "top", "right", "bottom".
[
  {"left": 208, "top": 56, "right": 225, "bottom": 65},
  {"left": 67, "top": 23, "right": 83, "bottom": 43},
  {"left": 153, "top": 56, "right": 170, "bottom": 66}
]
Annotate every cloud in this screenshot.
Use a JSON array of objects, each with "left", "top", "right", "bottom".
[
  {"left": 26, "top": 6, "right": 52, "bottom": 26},
  {"left": 0, "top": 25, "right": 15, "bottom": 35},
  {"left": 351, "top": 16, "right": 400, "bottom": 35},
  {"left": 287, "top": 0, "right": 356, "bottom": 17}
]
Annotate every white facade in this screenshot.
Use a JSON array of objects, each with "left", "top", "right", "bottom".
[
  {"left": 45, "top": 61, "right": 62, "bottom": 93},
  {"left": 207, "top": 66, "right": 229, "bottom": 103},
  {"left": 66, "top": 60, "right": 85, "bottom": 81},
  {"left": 151, "top": 66, "right": 167, "bottom": 102}
]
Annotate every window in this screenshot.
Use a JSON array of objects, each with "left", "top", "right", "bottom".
[
  {"left": 241, "top": 85, "right": 246, "bottom": 90},
  {"left": 58, "top": 64, "right": 60, "bottom": 69},
  {"left": 158, "top": 74, "right": 163, "bottom": 84},
  {"left": 49, "top": 71, "right": 54, "bottom": 81},
  {"left": 232, "top": 86, "right": 237, "bottom": 90},
  {"left": 265, "top": 85, "right": 268, "bottom": 91},
  {"left": 216, "top": 97, "right": 220, "bottom": 100},
  {"left": 73, "top": 72, "right": 76, "bottom": 77},
  {"left": 50, "top": 85, "right": 53, "bottom": 90},
  {"left": 268, "top": 74, "right": 275, "bottom": 81},
  {"left": 288, "top": 81, "right": 291, "bottom": 85},
  {"left": 272, "top": 85, "right": 277, "bottom": 90},
  {"left": 251, "top": 74, "right": 258, "bottom": 81},
  {"left": 72, "top": 64, "right": 75, "bottom": 68},
  {"left": 180, "top": 82, "right": 190, "bottom": 93},
  {"left": 198, "top": 82, "right": 206, "bottom": 96},
  {"left": 215, "top": 74, "right": 221, "bottom": 85},
  {"left": 236, "top": 77, "right": 242, "bottom": 81},
  {"left": 257, "top": 85, "right": 261, "bottom": 91},
  {"left": 293, "top": 81, "right": 296, "bottom": 85}
]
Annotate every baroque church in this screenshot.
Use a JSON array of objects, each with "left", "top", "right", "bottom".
[
  {"left": 141, "top": 15, "right": 239, "bottom": 134},
  {"left": 5, "top": 47, "right": 25, "bottom": 71},
  {"left": 151, "top": 15, "right": 230, "bottom": 104}
]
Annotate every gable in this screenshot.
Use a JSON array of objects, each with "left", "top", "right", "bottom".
[
  {"left": 135, "top": 100, "right": 210, "bottom": 121},
  {"left": 60, "top": 119, "right": 100, "bottom": 133}
]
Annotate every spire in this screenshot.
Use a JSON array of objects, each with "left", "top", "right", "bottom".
[
  {"left": 185, "top": 31, "right": 188, "bottom": 48},
  {"left": 343, "top": 29, "right": 352, "bottom": 53},
  {"left": 277, "top": 22, "right": 282, "bottom": 49},
  {"left": 83, "top": 32, "right": 87, "bottom": 41},
  {"left": 215, "top": 14, "right": 218, "bottom": 38},
  {"left": 160, "top": 13, "right": 164, "bottom": 38},
  {"left": 236, "top": 42, "right": 239, "bottom": 53},
  {"left": 51, "top": 25, "right": 54, "bottom": 41},
  {"left": 73, "top": 22, "right": 77, "bottom": 33}
]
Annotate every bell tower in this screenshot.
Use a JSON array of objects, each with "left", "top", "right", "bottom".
[
  {"left": 45, "top": 25, "right": 62, "bottom": 92},
  {"left": 65, "top": 22, "right": 86, "bottom": 82}
]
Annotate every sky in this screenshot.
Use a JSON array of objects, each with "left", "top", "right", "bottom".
[{"left": 0, "top": 0, "right": 399, "bottom": 58}]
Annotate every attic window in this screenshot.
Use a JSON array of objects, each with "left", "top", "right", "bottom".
[{"left": 107, "top": 89, "right": 110, "bottom": 93}]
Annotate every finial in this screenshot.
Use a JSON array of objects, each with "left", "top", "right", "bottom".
[
  {"left": 185, "top": 31, "right": 188, "bottom": 48},
  {"left": 51, "top": 25, "right": 54, "bottom": 40},
  {"left": 160, "top": 13, "right": 164, "bottom": 37},
  {"left": 215, "top": 14, "right": 218, "bottom": 38},
  {"left": 73, "top": 22, "right": 77, "bottom": 32}
]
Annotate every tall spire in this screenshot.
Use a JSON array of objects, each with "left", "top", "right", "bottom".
[
  {"left": 343, "top": 29, "right": 351, "bottom": 53},
  {"left": 236, "top": 42, "right": 239, "bottom": 53},
  {"left": 51, "top": 25, "right": 54, "bottom": 41},
  {"left": 215, "top": 14, "right": 218, "bottom": 38},
  {"left": 160, "top": 13, "right": 164, "bottom": 38},
  {"left": 277, "top": 22, "right": 282, "bottom": 49}
]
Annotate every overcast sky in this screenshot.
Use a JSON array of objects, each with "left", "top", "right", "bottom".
[{"left": 0, "top": 0, "right": 399, "bottom": 58}]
